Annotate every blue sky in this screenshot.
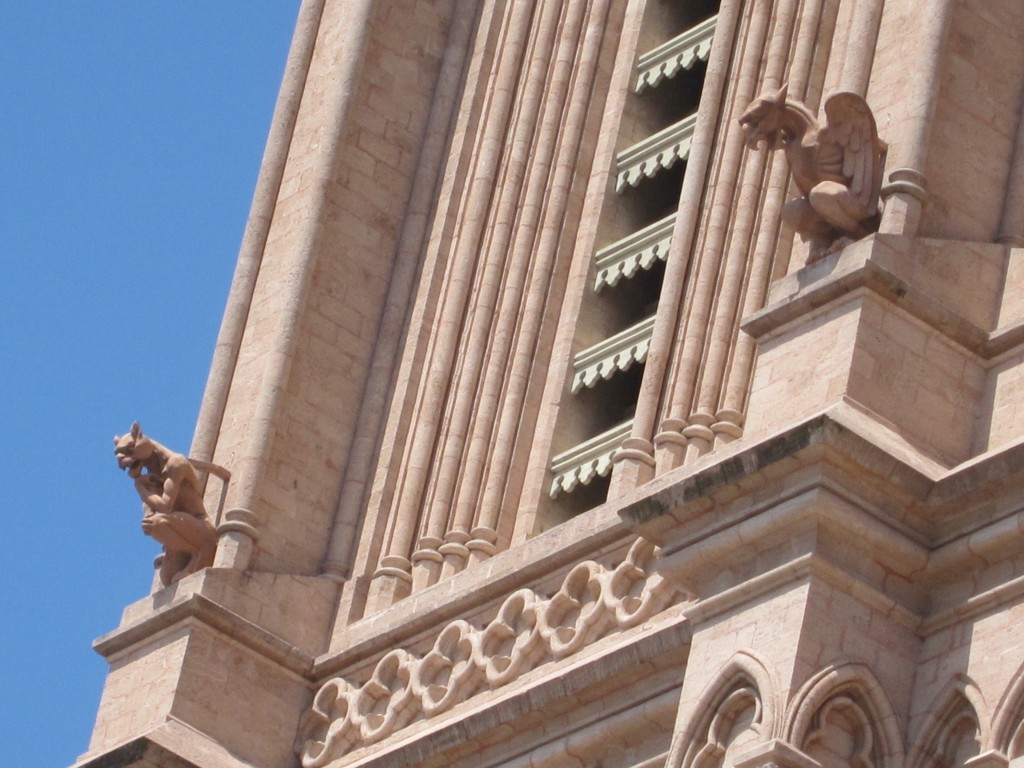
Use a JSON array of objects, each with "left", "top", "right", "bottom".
[{"left": 0, "top": 4, "right": 300, "bottom": 764}]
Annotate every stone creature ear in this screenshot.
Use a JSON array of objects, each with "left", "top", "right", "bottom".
[
  {"left": 131, "top": 421, "right": 141, "bottom": 438},
  {"left": 775, "top": 82, "right": 789, "bottom": 104}
]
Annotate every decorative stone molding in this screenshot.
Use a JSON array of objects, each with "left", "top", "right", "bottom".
[
  {"left": 213, "top": 507, "right": 259, "bottom": 571},
  {"left": 799, "top": 694, "right": 887, "bottom": 768},
  {"left": 616, "top": 113, "right": 698, "bottom": 191},
  {"left": 296, "top": 539, "right": 677, "bottom": 767},
  {"left": 993, "top": 662, "right": 1024, "bottom": 758},
  {"left": 571, "top": 315, "right": 656, "bottom": 393},
  {"left": 652, "top": 408, "right": 744, "bottom": 455},
  {"left": 907, "top": 676, "right": 988, "bottom": 768},
  {"left": 549, "top": 419, "right": 634, "bottom": 497},
  {"left": 879, "top": 167, "right": 928, "bottom": 237},
  {"left": 786, "top": 662, "right": 905, "bottom": 768},
  {"left": 613, "top": 435, "right": 657, "bottom": 467},
  {"left": 664, "top": 652, "right": 1024, "bottom": 768},
  {"left": 635, "top": 15, "right": 717, "bottom": 94},
  {"left": 371, "top": 554, "right": 414, "bottom": 586},
  {"left": 880, "top": 167, "right": 927, "bottom": 206},
  {"left": 594, "top": 214, "right": 675, "bottom": 291},
  {"left": 688, "top": 684, "right": 766, "bottom": 768},
  {"left": 667, "top": 656, "right": 913, "bottom": 768},
  {"left": 672, "top": 652, "right": 780, "bottom": 768}
]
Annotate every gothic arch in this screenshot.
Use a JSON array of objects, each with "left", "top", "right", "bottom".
[
  {"left": 786, "top": 662, "right": 905, "bottom": 768},
  {"left": 670, "top": 651, "right": 781, "bottom": 768},
  {"left": 990, "top": 662, "right": 1024, "bottom": 758},
  {"left": 907, "top": 675, "right": 988, "bottom": 768}
]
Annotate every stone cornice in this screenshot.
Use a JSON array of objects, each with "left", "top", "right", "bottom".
[
  {"left": 73, "top": 719, "right": 253, "bottom": 768},
  {"left": 620, "top": 405, "right": 1024, "bottom": 619},
  {"left": 93, "top": 591, "right": 315, "bottom": 680},
  {"left": 742, "top": 235, "right": 1016, "bottom": 361},
  {"left": 743, "top": 243, "right": 982, "bottom": 350},
  {"left": 681, "top": 551, "right": 924, "bottom": 634},
  {"left": 623, "top": 408, "right": 935, "bottom": 533}
]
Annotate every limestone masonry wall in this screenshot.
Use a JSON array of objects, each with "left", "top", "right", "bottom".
[{"left": 78, "top": 1, "right": 1024, "bottom": 768}]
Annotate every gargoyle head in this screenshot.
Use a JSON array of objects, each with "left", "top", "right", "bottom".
[
  {"left": 738, "top": 83, "right": 790, "bottom": 150},
  {"left": 114, "top": 421, "right": 154, "bottom": 478}
]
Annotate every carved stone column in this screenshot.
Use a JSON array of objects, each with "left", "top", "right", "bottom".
[
  {"left": 213, "top": 507, "right": 260, "bottom": 571},
  {"left": 458, "top": 0, "right": 614, "bottom": 567},
  {"left": 609, "top": 0, "right": 748, "bottom": 494},
  {"left": 998, "top": 82, "right": 1024, "bottom": 247},
  {"left": 876, "top": 0, "right": 955, "bottom": 237},
  {"left": 652, "top": 0, "right": 808, "bottom": 474},
  {"left": 363, "top": 0, "right": 538, "bottom": 611}
]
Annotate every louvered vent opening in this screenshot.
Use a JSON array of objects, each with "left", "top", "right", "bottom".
[{"left": 546, "top": 0, "right": 721, "bottom": 518}]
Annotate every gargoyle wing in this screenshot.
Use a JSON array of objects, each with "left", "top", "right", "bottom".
[{"left": 821, "top": 92, "right": 887, "bottom": 213}]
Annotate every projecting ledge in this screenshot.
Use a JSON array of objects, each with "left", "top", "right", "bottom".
[
  {"left": 621, "top": 407, "right": 936, "bottom": 545},
  {"left": 73, "top": 720, "right": 249, "bottom": 768},
  {"left": 739, "top": 235, "right": 1019, "bottom": 469},
  {"left": 618, "top": 408, "right": 942, "bottom": 612},
  {"left": 742, "top": 235, "right": 1003, "bottom": 349},
  {"left": 93, "top": 590, "right": 315, "bottom": 676},
  {"left": 100, "top": 567, "right": 337, "bottom": 663},
  {"left": 88, "top": 579, "right": 318, "bottom": 767},
  {"left": 619, "top": 403, "right": 1024, "bottom": 611}
]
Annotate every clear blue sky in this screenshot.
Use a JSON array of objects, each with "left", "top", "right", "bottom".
[{"left": 0, "top": 4, "right": 300, "bottom": 764}]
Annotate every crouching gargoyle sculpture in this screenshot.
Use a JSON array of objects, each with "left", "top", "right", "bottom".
[
  {"left": 114, "top": 421, "right": 218, "bottom": 586},
  {"left": 739, "top": 83, "right": 887, "bottom": 263}
]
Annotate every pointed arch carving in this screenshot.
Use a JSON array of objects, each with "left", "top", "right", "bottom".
[
  {"left": 786, "top": 662, "right": 904, "bottom": 768},
  {"left": 907, "top": 675, "right": 988, "bottom": 768},
  {"left": 992, "top": 662, "right": 1024, "bottom": 759},
  {"left": 672, "top": 652, "right": 781, "bottom": 768}
]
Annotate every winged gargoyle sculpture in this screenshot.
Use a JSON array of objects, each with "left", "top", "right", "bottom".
[{"left": 739, "top": 83, "right": 887, "bottom": 263}]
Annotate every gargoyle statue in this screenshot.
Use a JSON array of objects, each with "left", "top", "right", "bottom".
[
  {"left": 114, "top": 421, "right": 217, "bottom": 586},
  {"left": 739, "top": 83, "right": 887, "bottom": 263}
]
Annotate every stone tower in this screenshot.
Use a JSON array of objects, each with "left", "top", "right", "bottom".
[{"left": 77, "top": 1, "right": 1024, "bottom": 768}]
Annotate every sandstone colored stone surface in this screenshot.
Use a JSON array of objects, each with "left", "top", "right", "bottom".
[{"left": 78, "top": 1, "right": 1024, "bottom": 768}]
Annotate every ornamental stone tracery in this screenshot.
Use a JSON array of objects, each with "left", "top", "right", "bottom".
[
  {"left": 295, "top": 538, "right": 679, "bottom": 767},
  {"left": 670, "top": 657, "right": 911, "bottom": 768}
]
